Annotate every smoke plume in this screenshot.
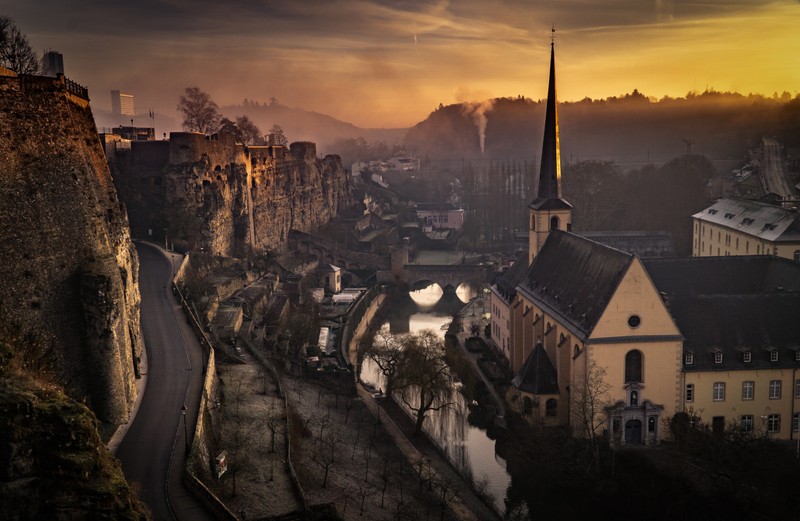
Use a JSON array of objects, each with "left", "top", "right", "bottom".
[{"left": 461, "top": 99, "right": 495, "bottom": 155}]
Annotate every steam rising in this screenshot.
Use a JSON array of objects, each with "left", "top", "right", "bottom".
[{"left": 461, "top": 99, "right": 495, "bottom": 155}]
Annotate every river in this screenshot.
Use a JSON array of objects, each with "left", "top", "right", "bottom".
[{"left": 359, "top": 284, "right": 512, "bottom": 515}]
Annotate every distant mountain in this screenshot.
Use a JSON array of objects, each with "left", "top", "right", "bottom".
[
  {"left": 221, "top": 101, "right": 406, "bottom": 155},
  {"left": 405, "top": 91, "right": 800, "bottom": 168}
]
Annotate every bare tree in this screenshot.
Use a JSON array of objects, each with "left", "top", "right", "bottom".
[
  {"left": 0, "top": 17, "right": 40, "bottom": 75},
  {"left": 364, "top": 328, "right": 405, "bottom": 399},
  {"left": 394, "top": 330, "right": 457, "bottom": 435},
  {"left": 268, "top": 124, "right": 288, "bottom": 146},
  {"left": 570, "top": 360, "right": 611, "bottom": 472},
  {"left": 236, "top": 115, "right": 262, "bottom": 145},
  {"left": 177, "top": 87, "right": 221, "bottom": 134}
]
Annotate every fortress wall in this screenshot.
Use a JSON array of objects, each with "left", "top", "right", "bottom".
[{"left": 0, "top": 74, "right": 142, "bottom": 425}]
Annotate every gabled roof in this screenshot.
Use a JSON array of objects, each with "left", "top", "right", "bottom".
[
  {"left": 643, "top": 255, "right": 800, "bottom": 296},
  {"left": 512, "top": 341, "right": 559, "bottom": 394},
  {"left": 692, "top": 198, "right": 800, "bottom": 242},
  {"left": 494, "top": 250, "right": 530, "bottom": 303},
  {"left": 578, "top": 230, "right": 675, "bottom": 258},
  {"left": 517, "top": 231, "right": 633, "bottom": 339}
]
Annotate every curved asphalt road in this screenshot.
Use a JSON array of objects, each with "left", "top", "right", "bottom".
[{"left": 116, "top": 243, "right": 215, "bottom": 521}]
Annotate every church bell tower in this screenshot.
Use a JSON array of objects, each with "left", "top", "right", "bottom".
[{"left": 528, "top": 33, "right": 572, "bottom": 265}]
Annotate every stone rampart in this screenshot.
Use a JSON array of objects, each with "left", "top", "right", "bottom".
[{"left": 0, "top": 73, "right": 142, "bottom": 425}]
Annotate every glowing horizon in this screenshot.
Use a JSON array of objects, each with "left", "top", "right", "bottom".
[{"left": 2, "top": 0, "right": 797, "bottom": 128}]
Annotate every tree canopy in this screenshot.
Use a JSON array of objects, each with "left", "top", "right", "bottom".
[
  {"left": 0, "top": 16, "right": 40, "bottom": 75},
  {"left": 177, "top": 87, "right": 221, "bottom": 134}
]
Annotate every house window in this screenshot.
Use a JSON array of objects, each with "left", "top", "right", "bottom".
[
  {"left": 713, "top": 382, "right": 725, "bottom": 401},
  {"left": 794, "top": 413, "right": 800, "bottom": 433},
  {"left": 769, "top": 379, "right": 782, "bottom": 399},
  {"left": 795, "top": 250, "right": 800, "bottom": 263},
  {"left": 741, "top": 415, "right": 754, "bottom": 433},
  {"left": 743, "top": 351, "right": 752, "bottom": 363},
  {"left": 742, "top": 381, "right": 754, "bottom": 400},
  {"left": 767, "top": 414, "right": 781, "bottom": 433},
  {"left": 795, "top": 350, "right": 800, "bottom": 362},
  {"left": 770, "top": 350, "right": 779, "bottom": 362},
  {"left": 625, "top": 350, "right": 643, "bottom": 383},
  {"left": 714, "top": 352, "right": 723, "bottom": 364},
  {"left": 685, "top": 384, "right": 694, "bottom": 403},
  {"left": 545, "top": 398, "right": 557, "bottom": 417},
  {"left": 685, "top": 352, "right": 694, "bottom": 365}
]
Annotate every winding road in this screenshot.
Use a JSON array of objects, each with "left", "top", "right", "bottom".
[{"left": 114, "top": 243, "right": 215, "bottom": 521}]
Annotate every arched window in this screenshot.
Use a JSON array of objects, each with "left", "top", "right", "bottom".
[
  {"left": 625, "top": 350, "right": 643, "bottom": 383},
  {"left": 545, "top": 399, "right": 557, "bottom": 417},
  {"left": 550, "top": 215, "right": 559, "bottom": 230}
]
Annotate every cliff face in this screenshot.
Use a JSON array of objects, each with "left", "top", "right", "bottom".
[
  {"left": 109, "top": 132, "right": 352, "bottom": 257},
  {"left": 0, "top": 74, "right": 143, "bottom": 426}
]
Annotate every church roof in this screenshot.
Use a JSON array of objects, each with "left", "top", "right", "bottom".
[
  {"left": 512, "top": 341, "right": 559, "bottom": 394},
  {"left": 517, "top": 231, "right": 633, "bottom": 340},
  {"left": 578, "top": 230, "right": 675, "bottom": 258},
  {"left": 692, "top": 198, "right": 800, "bottom": 242}
]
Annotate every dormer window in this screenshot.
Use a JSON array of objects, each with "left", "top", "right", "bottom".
[
  {"left": 708, "top": 209, "right": 718, "bottom": 214},
  {"left": 770, "top": 350, "right": 779, "bottom": 362},
  {"left": 795, "top": 350, "right": 800, "bottom": 362},
  {"left": 724, "top": 212, "right": 735, "bottom": 219},
  {"left": 742, "top": 218, "right": 755, "bottom": 226},
  {"left": 685, "top": 353, "right": 694, "bottom": 365},
  {"left": 714, "top": 352, "right": 723, "bottom": 364},
  {"left": 743, "top": 351, "right": 752, "bottom": 363}
]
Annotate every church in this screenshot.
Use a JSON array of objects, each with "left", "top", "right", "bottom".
[{"left": 490, "top": 40, "right": 800, "bottom": 444}]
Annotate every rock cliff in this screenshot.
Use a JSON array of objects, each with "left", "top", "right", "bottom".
[
  {"left": 0, "top": 73, "right": 143, "bottom": 426},
  {"left": 108, "top": 132, "right": 352, "bottom": 257}
]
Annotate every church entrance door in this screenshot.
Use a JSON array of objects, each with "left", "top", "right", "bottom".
[{"left": 625, "top": 419, "right": 642, "bottom": 444}]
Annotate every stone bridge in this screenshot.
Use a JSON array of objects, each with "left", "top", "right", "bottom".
[
  {"left": 401, "top": 263, "right": 494, "bottom": 291},
  {"left": 288, "top": 230, "right": 389, "bottom": 270}
]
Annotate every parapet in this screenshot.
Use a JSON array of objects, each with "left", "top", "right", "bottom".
[{"left": 290, "top": 142, "right": 317, "bottom": 162}]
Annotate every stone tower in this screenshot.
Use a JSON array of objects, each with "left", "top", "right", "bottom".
[{"left": 528, "top": 37, "right": 573, "bottom": 264}]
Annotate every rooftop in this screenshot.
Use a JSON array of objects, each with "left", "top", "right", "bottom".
[{"left": 693, "top": 198, "right": 800, "bottom": 242}]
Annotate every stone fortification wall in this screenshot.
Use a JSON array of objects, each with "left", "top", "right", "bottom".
[
  {"left": 109, "top": 133, "right": 352, "bottom": 257},
  {"left": 0, "top": 74, "right": 143, "bottom": 425}
]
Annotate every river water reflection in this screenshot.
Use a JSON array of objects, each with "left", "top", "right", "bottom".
[{"left": 360, "top": 284, "right": 511, "bottom": 515}]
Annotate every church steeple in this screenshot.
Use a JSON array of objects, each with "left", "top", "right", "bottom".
[{"left": 528, "top": 32, "right": 572, "bottom": 264}]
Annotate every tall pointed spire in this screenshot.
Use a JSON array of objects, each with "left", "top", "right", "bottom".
[
  {"left": 528, "top": 30, "right": 572, "bottom": 264},
  {"left": 532, "top": 30, "right": 567, "bottom": 206}
]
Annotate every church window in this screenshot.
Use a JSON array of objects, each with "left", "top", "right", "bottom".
[
  {"left": 648, "top": 417, "right": 656, "bottom": 432},
  {"left": 624, "top": 350, "right": 643, "bottom": 383},
  {"left": 713, "top": 382, "right": 725, "bottom": 401},
  {"left": 545, "top": 399, "right": 557, "bottom": 417},
  {"left": 550, "top": 216, "right": 559, "bottom": 230},
  {"left": 685, "top": 384, "right": 694, "bottom": 402},
  {"left": 627, "top": 314, "right": 641, "bottom": 328},
  {"left": 573, "top": 344, "right": 581, "bottom": 358}
]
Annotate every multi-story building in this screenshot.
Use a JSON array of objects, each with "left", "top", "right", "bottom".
[
  {"left": 692, "top": 198, "right": 800, "bottom": 260},
  {"left": 111, "top": 90, "right": 135, "bottom": 116}
]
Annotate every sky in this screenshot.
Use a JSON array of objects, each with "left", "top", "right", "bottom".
[{"left": 2, "top": 0, "right": 798, "bottom": 128}]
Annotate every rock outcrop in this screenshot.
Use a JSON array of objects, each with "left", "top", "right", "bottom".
[
  {"left": 108, "top": 132, "right": 352, "bottom": 257},
  {"left": 0, "top": 73, "right": 143, "bottom": 426}
]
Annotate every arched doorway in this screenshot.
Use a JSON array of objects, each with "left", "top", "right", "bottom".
[{"left": 625, "top": 419, "right": 643, "bottom": 444}]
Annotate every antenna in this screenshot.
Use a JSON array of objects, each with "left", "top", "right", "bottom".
[{"left": 551, "top": 24, "right": 556, "bottom": 46}]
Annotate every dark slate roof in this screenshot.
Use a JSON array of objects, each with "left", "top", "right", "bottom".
[
  {"left": 494, "top": 250, "right": 530, "bottom": 303},
  {"left": 692, "top": 198, "right": 800, "bottom": 242},
  {"left": 578, "top": 230, "right": 675, "bottom": 258},
  {"left": 668, "top": 293, "right": 800, "bottom": 371},
  {"left": 642, "top": 255, "right": 800, "bottom": 371},
  {"left": 512, "top": 341, "right": 559, "bottom": 394},
  {"left": 528, "top": 197, "right": 573, "bottom": 211},
  {"left": 517, "top": 231, "right": 633, "bottom": 339},
  {"left": 643, "top": 255, "right": 800, "bottom": 296}
]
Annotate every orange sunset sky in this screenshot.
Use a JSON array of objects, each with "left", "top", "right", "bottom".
[{"left": 2, "top": 0, "right": 798, "bottom": 128}]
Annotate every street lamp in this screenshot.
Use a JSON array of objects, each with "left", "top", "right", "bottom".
[{"left": 181, "top": 404, "right": 189, "bottom": 452}]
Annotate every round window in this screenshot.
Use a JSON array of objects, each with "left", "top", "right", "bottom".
[{"left": 628, "top": 315, "right": 641, "bottom": 328}]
